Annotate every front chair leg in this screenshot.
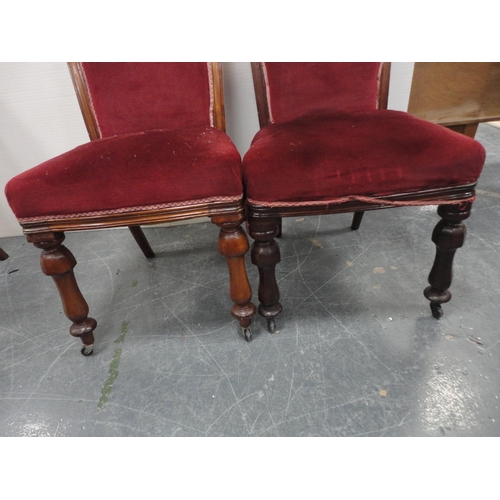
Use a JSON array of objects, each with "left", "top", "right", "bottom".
[
  {"left": 212, "top": 215, "right": 256, "bottom": 341},
  {"left": 424, "top": 202, "right": 471, "bottom": 319},
  {"left": 28, "top": 232, "right": 97, "bottom": 355},
  {"left": 248, "top": 215, "right": 282, "bottom": 333}
]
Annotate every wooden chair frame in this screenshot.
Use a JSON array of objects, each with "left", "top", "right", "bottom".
[
  {"left": 246, "top": 62, "right": 476, "bottom": 332},
  {"left": 20, "top": 62, "right": 256, "bottom": 355}
]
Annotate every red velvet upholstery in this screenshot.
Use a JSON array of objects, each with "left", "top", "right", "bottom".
[
  {"left": 6, "top": 127, "right": 242, "bottom": 220},
  {"left": 81, "top": 63, "right": 212, "bottom": 137},
  {"left": 242, "top": 110, "right": 486, "bottom": 204},
  {"left": 264, "top": 63, "right": 382, "bottom": 123},
  {"left": 5, "top": 63, "right": 244, "bottom": 221}
]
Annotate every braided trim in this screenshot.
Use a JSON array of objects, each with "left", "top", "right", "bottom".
[
  {"left": 247, "top": 194, "right": 476, "bottom": 209},
  {"left": 17, "top": 195, "right": 243, "bottom": 223},
  {"left": 207, "top": 62, "right": 214, "bottom": 128},
  {"left": 80, "top": 63, "right": 102, "bottom": 139}
]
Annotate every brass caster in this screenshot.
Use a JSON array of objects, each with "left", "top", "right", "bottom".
[
  {"left": 81, "top": 345, "right": 94, "bottom": 356},
  {"left": 430, "top": 302, "right": 443, "bottom": 319}
]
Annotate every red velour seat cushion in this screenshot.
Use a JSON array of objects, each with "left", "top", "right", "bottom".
[
  {"left": 6, "top": 126, "right": 243, "bottom": 221},
  {"left": 242, "top": 110, "right": 486, "bottom": 205}
]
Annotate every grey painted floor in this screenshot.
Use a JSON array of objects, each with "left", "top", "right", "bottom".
[{"left": 1, "top": 124, "right": 499, "bottom": 437}]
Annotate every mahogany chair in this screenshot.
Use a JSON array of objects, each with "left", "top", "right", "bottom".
[
  {"left": 5, "top": 63, "right": 256, "bottom": 355},
  {"left": 243, "top": 63, "right": 486, "bottom": 333}
]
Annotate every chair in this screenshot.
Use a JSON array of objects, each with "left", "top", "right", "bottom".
[
  {"left": 242, "top": 63, "right": 486, "bottom": 333},
  {"left": 5, "top": 62, "right": 256, "bottom": 355},
  {"left": 0, "top": 248, "right": 8, "bottom": 260}
]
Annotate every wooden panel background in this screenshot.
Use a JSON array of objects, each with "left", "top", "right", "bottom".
[{"left": 408, "top": 62, "right": 500, "bottom": 126}]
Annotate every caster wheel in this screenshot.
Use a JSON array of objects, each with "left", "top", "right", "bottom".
[
  {"left": 243, "top": 327, "right": 253, "bottom": 342},
  {"left": 81, "top": 345, "right": 94, "bottom": 356},
  {"left": 267, "top": 319, "right": 276, "bottom": 333},
  {"left": 430, "top": 303, "right": 443, "bottom": 319}
]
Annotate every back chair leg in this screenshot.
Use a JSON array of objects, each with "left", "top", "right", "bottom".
[
  {"left": 212, "top": 215, "right": 256, "bottom": 341},
  {"left": 424, "top": 202, "right": 471, "bottom": 318},
  {"left": 28, "top": 232, "right": 97, "bottom": 356},
  {"left": 351, "top": 211, "right": 365, "bottom": 230},
  {"left": 248, "top": 215, "right": 282, "bottom": 333},
  {"left": 277, "top": 217, "right": 283, "bottom": 238},
  {"left": 128, "top": 225, "right": 155, "bottom": 258},
  {"left": 0, "top": 247, "right": 8, "bottom": 260}
]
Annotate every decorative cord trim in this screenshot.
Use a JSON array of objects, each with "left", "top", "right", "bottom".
[
  {"left": 80, "top": 64, "right": 102, "bottom": 139},
  {"left": 207, "top": 62, "right": 215, "bottom": 128},
  {"left": 17, "top": 195, "right": 243, "bottom": 223},
  {"left": 247, "top": 194, "right": 476, "bottom": 209},
  {"left": 262, "top": 63, "right": 274, "bottom": 124}
]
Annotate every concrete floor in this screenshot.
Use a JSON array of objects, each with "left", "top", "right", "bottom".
[{"left": 1, "top": 124, "right": 499, "bottom": 437}]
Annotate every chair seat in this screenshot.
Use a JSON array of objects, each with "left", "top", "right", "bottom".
[
  {"left": 6, "top": 126, "right": 243, "bottom": 221},
  {"left": 242, "top": 110, "right": 486, "bottom": 205}
]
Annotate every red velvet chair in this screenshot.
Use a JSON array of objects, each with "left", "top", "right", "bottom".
[
  {"left": 5, "top": 63, "right": 256, "bottom": 355},
  {"left": 243, "top": 63, "right": 486, "bottom": 333}
]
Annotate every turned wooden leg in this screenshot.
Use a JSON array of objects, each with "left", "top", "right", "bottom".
[
  {"left": 128, "top": 225, "right": 155, "bottom": 258},
  {"left": 28, "top": 232, "right": 97, "bottom": 355},
  {"left": 0, "top": 247, "right": 8, "bottom": 260},
  {"left": 256, "top": 217, "right": 282, "bottom": 238},
  {"left": 424, "top": 203, "right": 471, "bottom": 319},
  {"left": 212, "top": 215, "right": 256, "bottom": 341},
  {"left": 351, "top": 211, "right": 365, "bottom": 230},
  {"left": 248, "top": 215, "right": 282, "bottom": 333}
]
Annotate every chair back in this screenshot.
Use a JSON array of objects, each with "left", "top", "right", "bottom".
[
  {"left": 251, "top": 62, "right": 390, "bottom": 127},
  {"left": 69, "top": 62, "right": 226, "bottom": 139}
]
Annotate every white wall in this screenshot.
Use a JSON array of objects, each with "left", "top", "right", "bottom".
[
  {"left": 0, "top": 63, "right": 89, "bottom": 237},
  {"left": 0, "top": 62, "right": 414, "bottom": 238}
]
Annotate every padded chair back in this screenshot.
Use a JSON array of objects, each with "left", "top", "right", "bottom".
[
  {"left": 69, "top": 62, "right": 224, "bottom": 139},
  {"left": 253, "top": 62, "right": 389, "bottom": 126}
]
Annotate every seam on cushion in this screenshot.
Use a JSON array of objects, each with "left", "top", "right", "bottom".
[
  {"left": 207, "top": 62, "right": 214, "bottom": 128},
  {"left": 17, "top": 195, "right": 243, "bottom": 223},
  {"left": 57, "top": 126, "right": 223, "bottom": 148},
  {"left": 80, "top": 64, "right": 102, "bottom": 139},
  {"left": 262, "top": 63, "right": 274, "bottom": 124},
  {"left": 247, "top": 194, "right": 476, "bottom": 208}
]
